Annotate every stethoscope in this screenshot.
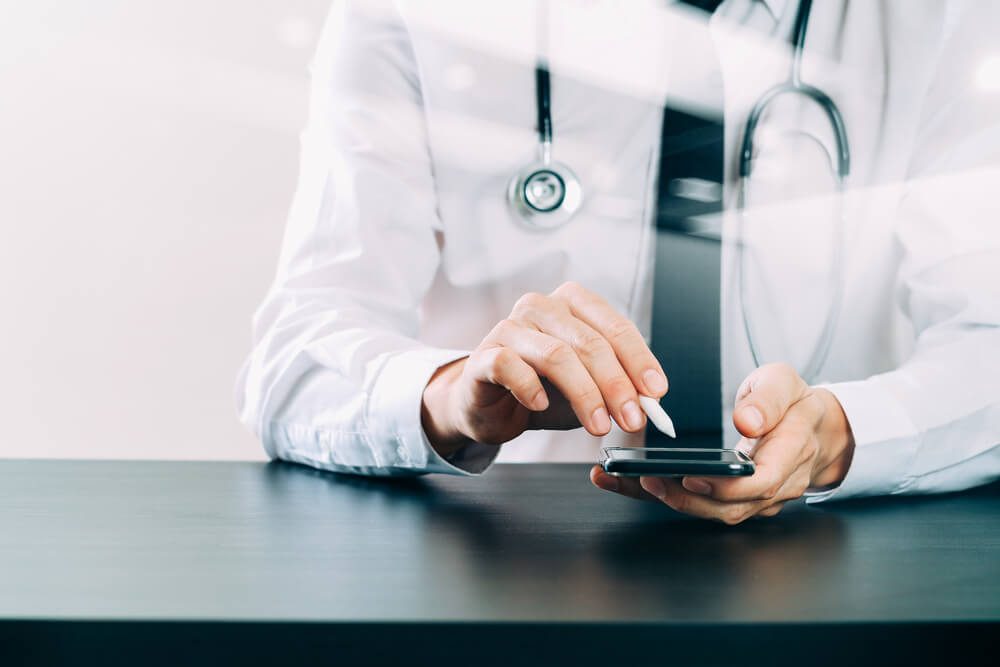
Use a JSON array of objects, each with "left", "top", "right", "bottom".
[
  {"left": 508, "top": 0, "right": 849, "bottom": 382},
  {"left": 736, "top": 0, "right": 850, "bottom": 382}
]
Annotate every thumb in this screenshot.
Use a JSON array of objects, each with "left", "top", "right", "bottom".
[{"left": 733, "top": 363, "right": 808, "bottom": 439}]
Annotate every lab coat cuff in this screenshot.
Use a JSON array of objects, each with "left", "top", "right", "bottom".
[
  {"left": 805, "top": 380, "right": 921, "bottom": 503},
  {"left": 371, "top": 347, "right": 500, "bottom": 476}
]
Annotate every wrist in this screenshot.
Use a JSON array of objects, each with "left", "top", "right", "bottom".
[
  {"left": 811, "top": 387, "right": 856, "bottom": 489},
  {"left": 421, "top": 357, "right": 472, "bottom": 459}
]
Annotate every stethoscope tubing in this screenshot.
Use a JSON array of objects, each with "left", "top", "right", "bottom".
[
  {"left": 735, "top": 0, "right": 850, "bottom": 382},
  {"left": 535, "top": 65, "right": 554, "bottom": 165}
]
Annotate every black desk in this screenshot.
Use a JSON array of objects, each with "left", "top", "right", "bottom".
[{"left": 1, "top": 461, "right": 997, "bottom": 666}]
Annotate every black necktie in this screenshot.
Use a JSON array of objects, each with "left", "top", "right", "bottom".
[{"left": 647, "top": 0, "right": 725, "bottom": 445}]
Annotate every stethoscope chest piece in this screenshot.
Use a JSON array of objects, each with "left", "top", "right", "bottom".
[{"left": 507, "top": 160, "right": 583, "bottom": 229}]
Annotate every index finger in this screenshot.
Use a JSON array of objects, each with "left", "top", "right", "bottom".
[{"left": 550, "top": 281, "right": 668, "bottom": 398}]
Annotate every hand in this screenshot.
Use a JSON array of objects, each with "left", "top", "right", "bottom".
[
  {"left": 590, "top": 362, "right": 855, "bottom": 524},
  {"left": 421, "top": 282, "right": 668, "bottom": 456}
]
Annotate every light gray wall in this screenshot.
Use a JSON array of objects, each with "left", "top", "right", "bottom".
[{"left": 0, "top": 0, "right": 331, "bottom": 459}]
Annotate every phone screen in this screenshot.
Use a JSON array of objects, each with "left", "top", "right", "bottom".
[
  {"left": 601, "top": 447, "right": 755, "bottom": 477},
  {"left": 607, "top": 448, "right": 737, "bottom": 462}
]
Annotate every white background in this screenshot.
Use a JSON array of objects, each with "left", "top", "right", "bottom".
[{"left": 0, "top": 0, "right": 331, "bottom": 459}]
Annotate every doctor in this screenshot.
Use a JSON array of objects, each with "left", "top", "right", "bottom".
[{"left": 237, "top": 0, "right": 1000, "bottom": 524}]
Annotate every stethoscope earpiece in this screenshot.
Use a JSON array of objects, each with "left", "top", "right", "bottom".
[{"left": 507, "top": 161, "right": 582, "bottom": 229}]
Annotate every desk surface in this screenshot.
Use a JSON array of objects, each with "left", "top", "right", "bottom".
[{"left": 2, "top": 461, "right": 998, "bottom": 665}]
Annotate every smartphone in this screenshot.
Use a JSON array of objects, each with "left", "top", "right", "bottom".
[{"left": 601, "top": 447, "right": 755, "bottom": 477}]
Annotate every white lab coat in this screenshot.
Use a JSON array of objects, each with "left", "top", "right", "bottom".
[{"left": 237, "top": 0, "right": 1000, "bottom": 501}]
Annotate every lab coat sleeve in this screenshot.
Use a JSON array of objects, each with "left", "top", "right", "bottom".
[
  {"left": 809, "top": 3, "right": 1000, "bottom": 502},
  {"left": 235, "top": 0, "right": 499, "bottom": 476}
]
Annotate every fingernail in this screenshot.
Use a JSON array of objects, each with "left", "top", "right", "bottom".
[
  {"left": 592, "top": 407, "right": 611, "bottom": 434},
  {"left": 622, "top": 400, "right": 644, "bottom": 431},
  {"left": 683, "top": 478, "right": 712, "bottom": 495},
  {"left": 739, "top": 406, "right": 764, "bottom": 433},
  {"left": 640, "top": 476, "right": 667, "bottom": 499},
  {"left": 531, "top": 389, "right": 549, "bottom": 411},
  {"left": 643, "top": 369, "right": 668, "bottom": 395}
]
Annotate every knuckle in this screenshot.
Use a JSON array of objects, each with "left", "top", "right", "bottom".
[
  {"left": 769, "top": 361, "right": 797, "bottom": 378},
  {"left": 774, "top": 362, "right": 808, "bottom": 392},
  {"left": 664, "top": 492, "right": 689, "bottom": 514},
  {"left": 490, "top": 347, "right": 516, "bottom": 371},
  {"left": 512, "top": 292, "right": 547, "bottom": 315},
  {"left": 553, "top": 280, "right": 583, "bottom": 298},
  {"left": 603, "top": 375, "right": 636, "bottom": 400},
  {"left": 604, "top": 317, "right": 638, "bottom": 343},
  {"left": 574, "top": 330, "right": 611, "bottom": 357},
  {"left": 576, "top": 384, "right": 604, "bottom": 407},
  {"left": 761, "top": 504, "right": 784, "bottom": 518},
  {"left": 721, "top": 507, "right": 749, "bottom": 526},
  {"left": 491, "top": 318, "right": 518, "bottom": 339},
  {"left": 540, "top": 339, "right": 572, "bottom": 366}
]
